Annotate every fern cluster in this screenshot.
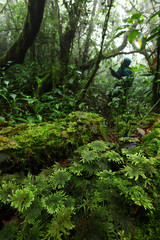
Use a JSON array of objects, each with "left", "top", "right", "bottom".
[{"left": 0, "top": 113, "right": 160, "bottom": 239}]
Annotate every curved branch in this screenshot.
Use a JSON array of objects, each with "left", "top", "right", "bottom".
[
  {"left": 0, "top": 0, "right": 46, "bottom": 69},
  {"left": 80, "top": 33, "right": 128, "bottom": 71}
]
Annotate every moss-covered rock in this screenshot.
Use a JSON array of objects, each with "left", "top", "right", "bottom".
[{"left": 0, "top": 112, "right": 106, "bottom": 173}]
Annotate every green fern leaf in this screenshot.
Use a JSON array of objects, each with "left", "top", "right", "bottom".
[
  {"left": 103, "top": 151, "right": 124, "bottom": 163},
  {"left": 128, "top": 186, "right": 154, "bottom": 210},
  {"left": 121, "top": 165, "right": 146, "bottom": 180},
  {"left": 89, "top": 140, "right": 109, "bottom": 152},
  {"left": 0, "top": 182, "right": 16, "bottom": 204},
  {"left": 10, "top": 186, "right": 36, "bottom": 212},
  {"left": 80, "top": 149, "right": 99, "bottom": 163},
  {"left": 45, "top": 207, "right": 74, "bottom": 240},
  {"left": 41, "top": 191, "right": 66, "bottom": 214},
  {"left": 50, "top": 169, "right": 71, "bottom": 189},
  {"left": 22, "top": 199, "right": 43, "bottom": 224}
]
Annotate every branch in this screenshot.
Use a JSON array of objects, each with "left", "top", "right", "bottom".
[
  {"left": 80, "top": 33, "right": 128, "bottom": 71},
  {"left": 0, "top": 2, "right": 7, "bottom": 14},
  {"left": 102, "top": 50, "right": 140, "bottom": 59}
]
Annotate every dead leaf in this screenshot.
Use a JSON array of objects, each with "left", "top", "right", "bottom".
[{"left": 137, "top": 128, "right": 145, "bottom": 136}]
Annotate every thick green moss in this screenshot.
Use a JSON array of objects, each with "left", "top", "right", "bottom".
[
  {"left": 141, "top": 119, "right": 160, "bottom": 157},
  {"left": 0, "top": 112, "right": 105, "bottom": 173}
]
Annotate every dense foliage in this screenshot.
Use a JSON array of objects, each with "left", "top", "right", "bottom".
[
  {"left": 0, "top": 111, "right": 160, "bottom": 239},
  {"left": 0, "top": 0, "right": 160, "bottom": 239}
]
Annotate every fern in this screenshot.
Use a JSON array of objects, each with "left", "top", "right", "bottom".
[
  {"left": 22, "top": 199, "right": 43, "bottom": 224},
  {"left": 127, "top": 186, "right": 154, "bottom": 210},
  {"left": 0, "top": 181, "right": 16, "bottom": 204},
  {"left": 80, "top": 149, "right": 99, "bottom": 163},
  {"left": 50, "top": 169, "right": 71, "bottom": 189},
  {"left": 0, "top": 221, "right": 19, "bottom": 240},
  {"left": 41, "top": 191, "right": 66, "bottom": 214},
  {"left": 45, "top": 207, "right": 74, "bottom": 240},
  {"left": 10, "top": 186, "right": 36, "bottom": 212},
  {"left": 16, "top": 221, "right": 44, "bottom": 240},
  {"left": 121, "top": 165, "right": 146, "bottom": 180},
  {"left": 103, "top": 150, "right": 124, "bottom": 163},
  {"left": 0, "top": 113, "right": 159, "bottom": 240},
  {"left": 89, "top": 140, "right": 109, "bottom": 151}
]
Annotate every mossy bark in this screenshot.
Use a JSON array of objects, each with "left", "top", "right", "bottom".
[
  {"left": 0, "top": 0, "right": 46, "bottom": 69},
  {"left": 152, "top": 27, "right": 160, "bottom": 110},
  {"left": 59, "top": 0, "right": 82, "bottom": 84}
]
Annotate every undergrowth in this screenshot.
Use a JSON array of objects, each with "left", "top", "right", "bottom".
[{"left": 0, "top": 112, "right": 160, "bottom": 239}]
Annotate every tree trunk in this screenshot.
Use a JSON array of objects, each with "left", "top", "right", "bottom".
[
  {"left": 152, "top": 25, "right": 160, "bottom": 110},
  {"left": 0, "top": 0, "right": 46, "bottom": 69},
  {"left": 82, "top": 0, "right": 97, "bottom": 63},
  {"left": 59, "top": 0, "right": 82, "bottom": 84}
]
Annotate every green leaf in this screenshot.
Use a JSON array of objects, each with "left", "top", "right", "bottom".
[
  {"left": 114, "top": 30, "right": 126, "bottom": 38},
  {"left": 10, "top": 187, "right": 36, "bottom": 212},
  {"left": 10, "top": 93, "right": 17, "bottom": 100},
  {"left": 89, "top": 140, "right": 109, "bottom": 152},
  {"left": 127, "top": 30, "right": 140, "bottom": 43},
  {"left": 128, "top": 186, "right": 154, "bottom": 210},
  {"left": 26, "top": 116, "right": 36, "bottom": 123},
  {"left": 41, "top": 191, "right": 66, "bottom": 214},
  {"left": 80, "top": 149, "right": 99, "bottom": 163},
  {"left": 147, "top": 32, "right": 159, "bottom": 42},
  {"left": 50, "top": 169, "right": 71, "bottom": 189},
  {"left": 103, "top": 150, "right": 123, "bottom": 163},
  {"left": 121, "top": 165, "right": 146, "bottom": 180},
  {"left": 45, "top": 208, "right": 74, "bottom": 240},
  {"left": 147, "top": 10, "right": 160, "bottom": 22},
  {"left": 124, "top": 13, "right": 142, "bottom": 23},
  {"left": 0, "top": 182, "right": 15, "bottom": 204}
]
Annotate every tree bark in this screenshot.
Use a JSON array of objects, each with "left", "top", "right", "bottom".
[
  {"left": 0, "top": 0, "right": 46, "bottom": 69},
  {"left": 82, "top": 0, "right": 97, "bottom": 63},
  {"left": 152, "top": 25, "right": 160, "bottom": 110},
  {"left": 59, "top": 0, "right": 82, "bottom": 84}
]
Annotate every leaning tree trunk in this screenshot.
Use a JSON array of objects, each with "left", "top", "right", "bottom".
[{"left": 0, "top": 0, "right": 46, "bottom": 69}]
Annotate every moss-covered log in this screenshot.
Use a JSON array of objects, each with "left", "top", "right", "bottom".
[
  {"left": 0, "top": 112, "right": 107, "bottom": 174},
  {"left": 0, "top": 0, "right": 46, "bottom": 69}
]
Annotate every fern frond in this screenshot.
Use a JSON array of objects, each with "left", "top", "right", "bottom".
[
  {"left": 80, "top": 149, "right": 99, "bottom": 163},
  {"left": 121, "top": 165, "right": 146, "bottom": 180},
  {"left": 89, "top": 140, "right": 109, "bottom": 152},
  {"left": 22, "top": 199, "right": 43, "bottom": 224},
  {"left": 10, "top": 186, "right": 36, "bottom": 212},
  {"left": 103, "top": 150, "right": 124, "bottom": 163},
  {"left": 41, "top": 191, "right": 66, "bottom": 214},
  {"left": 50, "top": 169, "right": 71, "bottom": 189},
  {"left": 45, "top": 207, "right": 74, "bottom": 240},
  {"left": 127, "top": 186, "right": 154, "bottom": 210},
  {"left": 0, "top": 181, "right": 16, "bottom": 204}
]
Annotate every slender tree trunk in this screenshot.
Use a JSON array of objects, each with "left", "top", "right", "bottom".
[{"left": 82, "top": 0, "right": 97, "bottom": 63}]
